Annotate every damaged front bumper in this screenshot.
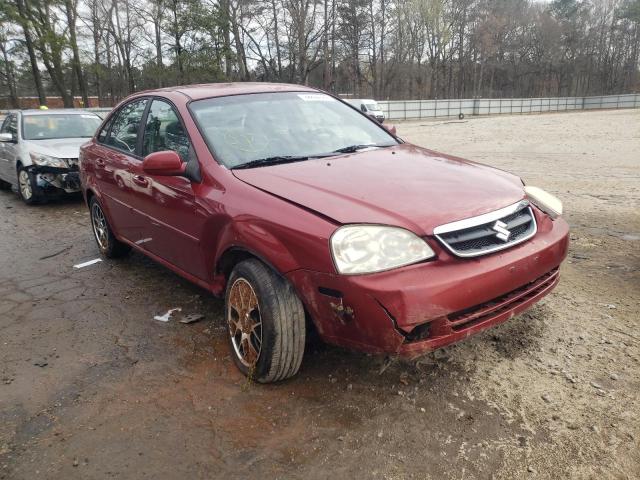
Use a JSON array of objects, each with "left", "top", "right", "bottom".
[
  {"left": 31, "top": 165, "right": 81, "bottom": 194},
  {"left": 287, "top": 214, "right": 569, "bottom": 359}
]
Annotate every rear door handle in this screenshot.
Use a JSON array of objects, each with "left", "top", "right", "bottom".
[{"left": 132, "top": 175, "right": 149, "bottom": 187}]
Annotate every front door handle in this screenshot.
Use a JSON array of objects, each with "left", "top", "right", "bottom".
[{"left": 132, "top": 175, "right": 149, "bottom": 188}]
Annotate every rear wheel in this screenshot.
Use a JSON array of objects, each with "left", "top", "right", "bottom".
[
  {"left": 89, "top": 196, "right": 131, "bottom": 258},
  {"left": 225, "top": 259, "right": 306, "bottom": 383},
  {"left": 17, "top": 166, "right": 42, "bottom": 205}
]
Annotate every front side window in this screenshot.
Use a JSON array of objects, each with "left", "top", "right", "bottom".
[
  {"left": 105, "top": 99, "right": 148, "bottom": 153},
  {"left": 97, "top": 116, "right": 114, "bottom": 144},
  {"left": 1, "top": 115, "right": 17, "bottom": 136},
  {"left": 22, "top": 114, "right": 101, "bottom": 140},
  {"left": 142, "top": 100, "right": 190, "bottom": 161},
  {"left": 189, "top": 92, "right": 397, "bottom": 168}
]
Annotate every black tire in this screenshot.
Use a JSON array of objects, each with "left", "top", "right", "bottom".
[
  {"left": 89, "top": 196, "right": 131, "bottom": 258},
  {"left": 225, "top": 259, "right": 306, "bottom": 383},
  {"left": 17, "top": 166, "right": 42, "bottom": 205},
  {"left": 458, "top": 112, "right": 465, "bottom": 120}
]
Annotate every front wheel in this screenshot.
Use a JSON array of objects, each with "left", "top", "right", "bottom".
[
  {"left": 225, "top": 259, "right": 306, "bottom": 383},
  {"left": 17, "top": 166, "right": 42, "bottom": 205}
]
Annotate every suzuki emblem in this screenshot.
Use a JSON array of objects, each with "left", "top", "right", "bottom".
[{"left": 492, "top": 220, "right": 511, "bottom": 242}]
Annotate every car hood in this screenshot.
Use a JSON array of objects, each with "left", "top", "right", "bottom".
[
  {"left": 24, "top": 138, "right": 89, "bottom": 158},
  {"left": 232, "top": 144, "right": 526, "bottom": 235}
]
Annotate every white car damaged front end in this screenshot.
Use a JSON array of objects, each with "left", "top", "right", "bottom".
[{"left": 21, "top": 139, "right": 85, "bottom": 194}]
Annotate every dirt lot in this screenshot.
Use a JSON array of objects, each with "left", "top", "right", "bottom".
[{"left": 1, "top": 109, "right": 638, "bottom": 479}]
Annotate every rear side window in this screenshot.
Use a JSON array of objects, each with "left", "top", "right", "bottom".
[
  {"left": 105, "top": 99, "right": 148, "bottom": 154},
  {"left": 142, "top": 100, "right": 191, "bottom": 161}
]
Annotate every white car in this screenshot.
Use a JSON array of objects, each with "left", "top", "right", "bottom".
[
  {"left": 0, "top": 109, "right": 102, "bottom": 204},
  {"left": 346, "top": 99, "right": 385, "bottom": 123}
]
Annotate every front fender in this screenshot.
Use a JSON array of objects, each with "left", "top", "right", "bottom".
[{"left": 214, "top": 218, "right": 301, "bottom": 277}]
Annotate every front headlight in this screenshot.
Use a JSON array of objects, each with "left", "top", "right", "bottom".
[
  {"left": 330, "top": 225, "right": 435, "bottom": 275},
  {"left": 524, "top": 186, "right": 563, "bottom": 219},
  {"left": 29, "top": 152, "right": 68, "bottom": 168}
]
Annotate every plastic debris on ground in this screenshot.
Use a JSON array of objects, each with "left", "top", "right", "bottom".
[
  {"left": 180, "top": 313, "right": 205, "bottom": 324},
  {"left": 73, "top": 258, "right": 102, "bottom": 269},
  {"left": 154, "top": 307, "right": 182, "bottom": 322}
]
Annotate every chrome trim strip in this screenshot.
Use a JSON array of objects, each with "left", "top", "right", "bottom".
[
  {"left": 433, "top": 200, "right": 529, "bottom": 235},
  {"left": 434, "top": 202, "right": 537, "bottom": 258}
]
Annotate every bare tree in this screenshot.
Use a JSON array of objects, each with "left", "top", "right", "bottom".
[{"left": 1, "top": 0, "right": 639, "bottom": 105}]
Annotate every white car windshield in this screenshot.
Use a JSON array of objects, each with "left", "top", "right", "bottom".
[
  {"left": 364, "top": 103, "right": 380, "bottom": 111},
  {"left": 23, "top": 114, "right": 102, "bottom": 140},
  {"left": 189, "top": 92, "right": 398, "bottom": 168}
]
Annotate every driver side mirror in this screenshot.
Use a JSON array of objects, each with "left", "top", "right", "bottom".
[
  {"left": 383, "top": 124, "right": 397, "bottom": 136},
  {"left": 142, "top": 150, "right": 186, "bottom": 176},
  {"left": 0, "top": 132, "right": 15, "bottom": 143}
]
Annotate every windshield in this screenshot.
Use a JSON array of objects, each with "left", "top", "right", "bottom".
[
  {"left": 189, "top": 92, "right": 398, "bottom": 168},
  {"left": 23, "top": 114, "right": 102, "bottom": 140},
  {"left": 364, "top": 102, "right": 380, "bottom": 111}
]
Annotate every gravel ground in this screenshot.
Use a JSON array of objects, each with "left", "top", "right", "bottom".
[{"left": 1, "top": 109, "right": 639, "bottom": 479}]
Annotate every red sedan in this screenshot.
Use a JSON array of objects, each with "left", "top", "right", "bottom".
[{"left": 79, "top": 83, "right": 569, "bottom": 382}]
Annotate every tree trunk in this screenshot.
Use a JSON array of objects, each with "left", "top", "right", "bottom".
[
  {"left": 153, "top": 1, "right": 164, "bottom": 87},
  {"left": 230, "top": 3, "right": 249, "bottom": 80},
  {"left": 65, "top": 0, "right": 90, "bottom": 107},
  {"left": 91, "top": 6, "right": 103, "bottom": 105},
  {"left": 322, "top": 0, "right": 330, "bottom": 89},
  {"left": 15, "top": 0, "right": 47, "bottom": 106},
  {"left": 0, "top": 41, "right": 19, "bottom": 107},
  {"left": 271, "top": 0, "right": 282, "bottom": 79},
  {"left": 172, "top": 3, "right": 184, "bottom": 84}
]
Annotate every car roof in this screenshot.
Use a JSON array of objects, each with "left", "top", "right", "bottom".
[
  {"left": 20, "top": 109, "right": 101, "bottom": 116},
  {"left": 132, "top": 82, "right": 320, "bottom": 101}
]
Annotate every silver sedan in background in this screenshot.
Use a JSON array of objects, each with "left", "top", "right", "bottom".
[{"left": 0, "top": 109, "right": 102, "bottom": 204}]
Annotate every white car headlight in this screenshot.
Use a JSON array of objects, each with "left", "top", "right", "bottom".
[
  {"left": 29, "top": 152, "right": 68, "bottom": 168},
  {"left": 524, "top": 186, "right": 563, "bottom": 219},
  {"left": 331, "top": 225, "right": 435, "bottom": 275}
]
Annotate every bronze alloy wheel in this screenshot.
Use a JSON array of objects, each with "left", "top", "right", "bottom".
[
  {"left": 91, "top": 202, "right": 109, "bottom": 251},
  {"left": 224, "top": 259, "right": 306, "bottom": 382},
  {"left": 227, "top": 277, "right": 263, "bottom": 367},
  {"left": 88, "top": 197, "right": 131, "bottom": 258}
]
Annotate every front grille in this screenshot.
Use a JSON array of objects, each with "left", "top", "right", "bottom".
[
  {"left": 434, "top": 201, "right": 537, "bottom": 257},
  {"left": 66, "top": 158, "right": 79, "bottom": 171}
]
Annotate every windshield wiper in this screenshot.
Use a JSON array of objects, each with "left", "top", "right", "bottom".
[
  {"left": 331, "top": 143, "right": 393, "bottom": 154},
  {"left": 232, "top": 155, "right": 312, "bottom": 170},
  {"left": 232, "top": 146, "right": 391, "bottom": 169}
]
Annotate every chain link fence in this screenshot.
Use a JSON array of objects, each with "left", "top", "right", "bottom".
[
  {"left": 379, "top": 93, "right": 640, "bottom": 120},
  {"left": 3, "top": 93, "right": 639, "bottom": 123}
]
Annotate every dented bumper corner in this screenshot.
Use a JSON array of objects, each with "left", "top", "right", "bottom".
[
  {"left": 31, "top": 165, "right": 81, "bottom": 193},
  {"left": 287, "top": 216, "right": 569, "bottom": 358}
]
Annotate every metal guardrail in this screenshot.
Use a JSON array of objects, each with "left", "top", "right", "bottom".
[{"left": 379, "top": 93, "right": 640, "bottom": 120}]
